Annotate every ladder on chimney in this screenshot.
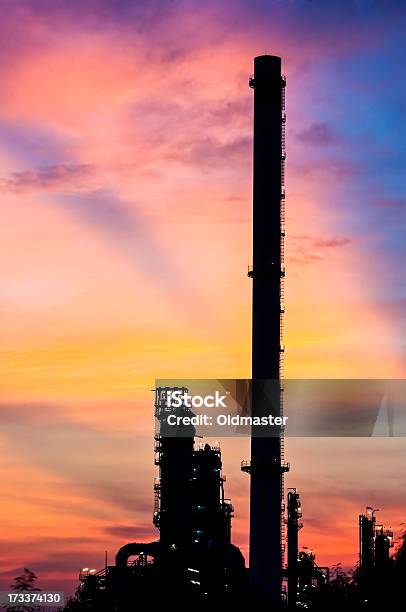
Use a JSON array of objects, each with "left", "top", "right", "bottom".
[{"left": 280, "top": 73, "right": 288, "bottom": 562}]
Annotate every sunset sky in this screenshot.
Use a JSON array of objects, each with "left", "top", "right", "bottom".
[{"left": 0, "top": 0, "right": 405, "bottom": 594}]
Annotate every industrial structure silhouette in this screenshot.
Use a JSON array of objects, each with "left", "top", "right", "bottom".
[{"left": 68, "top": 56, "right": 398, "bottom": 611}]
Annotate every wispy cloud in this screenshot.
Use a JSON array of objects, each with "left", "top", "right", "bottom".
[
  {"left": 104, "top": 523, "right": 155, "bottom": 540},
  {"left": 296, "top": 122, "right": 343, "bottom": 146},
  {"left": 289, "top": 235, "right": 352, "bottom": 264},
  {"left": 0, "top": 164, "right": 94, "bottom": 192}
]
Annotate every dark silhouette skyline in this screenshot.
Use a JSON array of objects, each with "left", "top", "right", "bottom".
[{"left": 63, "top": 57, "right": 405, "bottom": 610}]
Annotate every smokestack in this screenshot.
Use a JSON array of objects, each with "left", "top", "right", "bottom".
[{"left": 243, "top": 55, "right": 288, "bottom": 604}]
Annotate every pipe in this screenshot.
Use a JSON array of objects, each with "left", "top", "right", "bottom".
[{"left": 115, "top": 541, "right": 160, "bottom": 567}]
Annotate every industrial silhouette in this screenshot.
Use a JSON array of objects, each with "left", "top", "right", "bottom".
[{"left": 64, "top": 56, "right": 403, "bottom": 610}]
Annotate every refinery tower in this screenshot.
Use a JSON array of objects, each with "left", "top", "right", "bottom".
[{"left": 241, "top": 54, "right": 289, "bottom": 605}]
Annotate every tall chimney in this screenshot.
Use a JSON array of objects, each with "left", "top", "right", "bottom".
[{"left": 242, "top": 55, "right": 288, "bottom": 604}]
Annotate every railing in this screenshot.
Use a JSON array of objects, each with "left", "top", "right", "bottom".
[
  {"left": 153, "top": 476, "right": 161, "bottom": 524},
  {"left": 196, "top": 442, "right": 221, "bottom": 453},
  {"left": 79, "top": 568, "right": 103, "bottom": 581},
  {"left": 154, "top": 489, "right": 160, "bottom": 511},
  {"left": 223, "top": 499, "right": 234, "bottom": 514},
  {"left": 241, "top": 460, "right": 251, "bottom": 474}
]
